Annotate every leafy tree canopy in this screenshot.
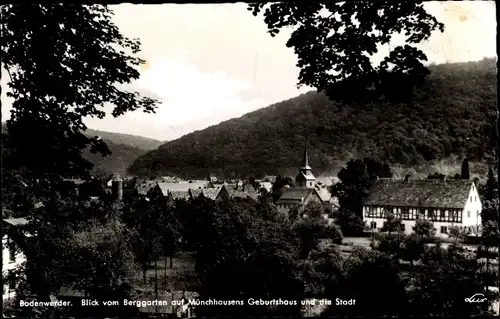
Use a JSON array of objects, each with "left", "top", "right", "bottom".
[
  {"left": 248, "top": 1, "right": 444, "bottom": 102},
  {"left": 1, "top": 4, "right": 158, "bottom": 179},
  {"left": 332, "top": 157, "right": 392, "bottom": 218}
]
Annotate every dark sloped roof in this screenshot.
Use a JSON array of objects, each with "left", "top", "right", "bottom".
[
  {"left": 190, "top": 189, "right": 203, "bottom": 199},
  {"left": 316, "top": 187, "right": 332, "bottom": 202},
  {"left": 363, "top": 178, "right": 474, "bottom": 209},
  {"left": 296, "top": 172, "right": 316, "bottom": 181},
  {"left": 202, "top": 188, "right": 221, "bottom": 200},
  {"left": 135, "top": 180, "right": 157, "bottom": 195},
  {"left": 170, "top": 191, "right": 190, "bottom": 200},
  {"left": 278, "top": 187, "right": 314, "bottom": 201},
  {"left": 229, "top": 190, "right": 258, "bottom": 200},
  {"left": 277, "top": 187, "right": 326, "bottom": 205}
]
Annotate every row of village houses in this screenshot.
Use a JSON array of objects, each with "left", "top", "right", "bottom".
[{"left": 2, "top": 145, "right": 486, "bottom": 313}]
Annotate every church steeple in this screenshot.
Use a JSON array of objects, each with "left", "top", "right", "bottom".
[
  {"left": 296, "top": 137, "right": 315, "bottom": 188},
  {"left": 301, "top": 138, "right": 311, "bottom": 170}
]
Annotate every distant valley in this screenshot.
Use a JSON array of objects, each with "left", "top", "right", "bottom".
[
  {"left": 2, "top": 123, "right": 164, "bottom": 177},
  {"left": 75, "top": 128, "right": 165, "bottom": 176}
]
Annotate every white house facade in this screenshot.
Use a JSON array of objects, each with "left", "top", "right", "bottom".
[
  {"left": 362, "top": 178, "right": 482, "bottom": 238},
  {"left": 3, "top": 218, "right": 29, "bottom": 301}
]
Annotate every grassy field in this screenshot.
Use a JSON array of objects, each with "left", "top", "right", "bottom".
[
  {"left": 342, "top": 237, "right": 372, "bottom": 248},
  {"left": 131, "top": 251, "right": 198, "bottom": 292}
]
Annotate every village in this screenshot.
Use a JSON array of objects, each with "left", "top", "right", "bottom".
[{"left": 3, "top": 143, "right": 499, "bottom": 317}]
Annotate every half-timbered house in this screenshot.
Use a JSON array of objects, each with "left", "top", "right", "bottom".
[{"left": 362, "top": 178, "right": 482, "bottom": 237}]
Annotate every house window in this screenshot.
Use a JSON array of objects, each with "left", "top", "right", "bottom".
[
  {"left": 309, "top": 182, "right": 312, "bottom": 186},
  {"left": 467, "top": 211, "right": 470, "bottom": 218},
  {"left": 470, "top": 196, "right": 472, "bottom": 203},
  {"left": 475, "top": 196, "right": 477, "bottom": 202},
  {"left": 366, "top": 206, "right": 376, "bottom": 218},
  {"left": 440, "top": 226, "right": 448, "bottom": 234},
  {"left": 401, "top": 207, "right": 409, "bottom": 220},
  {"left": 439, "top": 210, "right": 445, "bottom": 221},
  {"left": 370, "top": 221, "right": 377, "bottom": 229}
]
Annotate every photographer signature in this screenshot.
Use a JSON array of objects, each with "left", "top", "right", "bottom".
[{"left": 465, "top": 293, "right": 487, "bottom": 303}]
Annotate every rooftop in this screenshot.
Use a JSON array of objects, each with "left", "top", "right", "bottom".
[
  {"left": 277, "top": 187, "right": 316, "bottom": 202},
  {"left": 363, "top": 178, "right": 475, "bottom": 209}
]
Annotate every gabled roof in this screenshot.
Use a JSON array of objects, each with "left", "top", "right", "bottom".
[
  {"left": 220, "top": 184, "right": 258, "bottom": 201},
  {"left": 190, "top": 189, "right": 203, "bottom": 199},
  {"left": 202, "top": 188, "right": 222, "bottom": 200},
  {"left": 277, "top": 187, "right": 322, "bottom": 205},
  {"left": 3, "top": 218, "right": 29, "bottom": 227},
  {"left": 363, "top": 178, "right": 475, "bottom": 209},
  {"left": 229, "top": 190, "right": 258, "bottom": 201},
  {"left": 316, "top": 187, "right": 332, "bottom": 202},
  {"left": 296, "top": 172, "right": 316, "bottom": 181},
  {"left": 135, "top": 180, "right": 158, "bottom": 195}
]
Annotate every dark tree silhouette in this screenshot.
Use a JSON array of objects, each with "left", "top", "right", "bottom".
[
  {"left": 461, "top": 158, "right": 470, "bottom": 179},
  {"left": 332, "top": 158, "right": 392, "bottom": 219},
  {"left": 1, "top": 4, "right": 158, "bottom": 179},
  {"left": 248, "top": 2, "right": 444, "bottom": 103},
  {"left": 485, "top": 167, "right": 497, "bottom": 202}
]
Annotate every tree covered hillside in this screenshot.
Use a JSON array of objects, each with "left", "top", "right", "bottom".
[
  {"left": 128, "top": 58, "right": 497, "bottom": 179},
  {"left": 2, "top": 123, "right": 156, "bottom": 177},
  {"left": 81, "top": 129, "right": 164, "bottom": 177},
  {"left": 85, "top": 128, "right": 164, "bottom": 151},
  {"left": 82, "top": 142, "right": 148, "bottom": 177}
]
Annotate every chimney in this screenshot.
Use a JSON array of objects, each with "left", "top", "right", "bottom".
[{"left": 111, "top": 175, "right": 124, "bottom": 201}]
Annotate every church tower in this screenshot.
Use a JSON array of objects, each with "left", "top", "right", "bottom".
[{"left": 295, "top": 139, "right": 316, "bottom": 188}]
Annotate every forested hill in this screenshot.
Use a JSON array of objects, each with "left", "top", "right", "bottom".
[
  {"left": 128, "top": 58, "right": 497, "bottom": 179},
  {"left": 82, "top": 129, "right": 164, "bottom": 176},
  {"left": 2, "top": 123, "right": 163, "bottom": 177},
  {"left": 85, "top": 128, "right": 164, "bottom": 151}
]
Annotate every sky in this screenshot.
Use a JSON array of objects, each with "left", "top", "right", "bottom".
[{"left": 1, "top": 1, "right": 497, "bottom": 141}]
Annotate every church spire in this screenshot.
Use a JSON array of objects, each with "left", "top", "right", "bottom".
[{"left": 301, "top": 137, "right": 311, "bottom": 170}]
